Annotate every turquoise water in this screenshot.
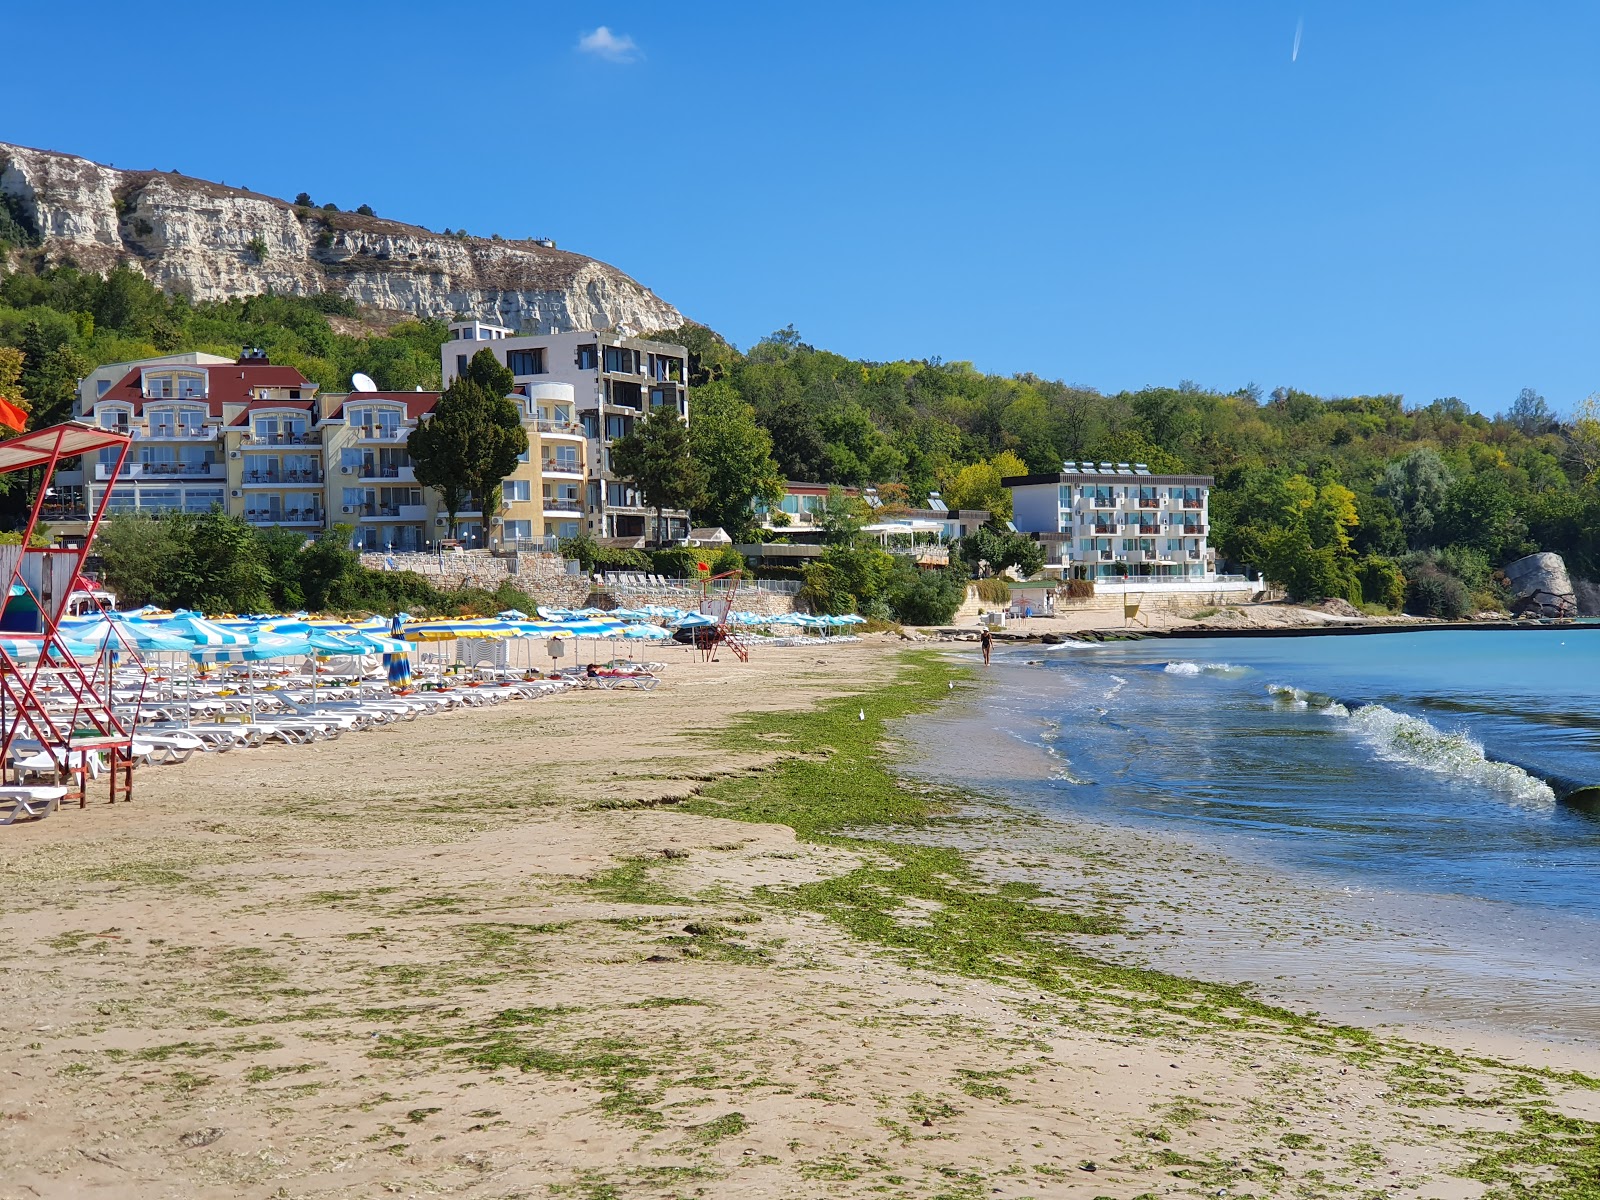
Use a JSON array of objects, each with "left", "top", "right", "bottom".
[{"left": 969, "top": 630, "right": 1600, "bottom": 915}]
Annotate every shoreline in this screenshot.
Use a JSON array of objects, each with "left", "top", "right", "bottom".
[{"left": 1, "top": 639, "right": 1596, "bottom": 1197}]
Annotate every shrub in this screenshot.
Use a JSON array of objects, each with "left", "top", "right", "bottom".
[
  {"left": 1356, "top": 555, "right": 1406, "bottom": 611},
  {"left": 1404, "top": 565, "right": 1471, "bottom": 619},
  {"left": 1059, "top": 578, "right": 1094, "bottom": 600},
  {"left": 974, "top": 577, "right": 1011, "bottom": 604},
  {"left": 887, "top": 562, "right": 967, "bottom": 626}
]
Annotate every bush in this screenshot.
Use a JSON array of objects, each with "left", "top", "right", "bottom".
[
  {"left": 974, "top": 577, "right": 1011, "bottom": 604},
  {"left": 1356, "top": 555, "right": 1406, "bottom": 611},
  {"left": 886, "top": 562, "right": 967, "bottom": 626},
  {"left": 1060, "top": 578, "right": 1094, "bottom": 599},
  {"left": 1404, "top": 565, "right": 1472, "bottom": 619},
  {"left": 559, "top": 532, "right": 650, "bottom": 575}
]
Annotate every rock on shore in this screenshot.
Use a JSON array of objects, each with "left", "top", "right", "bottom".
[{"left": 1504, "top": 552, "right": 1577, "bottom": 618}]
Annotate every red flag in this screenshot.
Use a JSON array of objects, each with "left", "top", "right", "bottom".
[
  {"left": 0, "top": 395, "right": 26, "bottom": 434},
  {"left": 696, "top": 561, "right": 709, "bottom": 572}
]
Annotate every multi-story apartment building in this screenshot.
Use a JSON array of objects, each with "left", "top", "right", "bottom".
[
  {"left": 441, "top": 320, "right": 688, "bottom": 541},
  {"left": 59, "top": 352, "right": 587, "bottom": 553},
  {"left": 1004, "top": 462, "right": 1215, "bottom": 580}
]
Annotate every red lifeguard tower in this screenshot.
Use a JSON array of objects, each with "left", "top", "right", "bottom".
[{"left": 0, "top": 422, "right": 136, "bottom": 806}]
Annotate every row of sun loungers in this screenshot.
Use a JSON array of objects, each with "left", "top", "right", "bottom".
[{"left": 1, "top": 662, "right": 662, "bottom": 823}]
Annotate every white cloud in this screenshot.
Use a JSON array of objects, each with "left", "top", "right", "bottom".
[{"left": 577, "top": 26, "right": 641, "bottom": 63}]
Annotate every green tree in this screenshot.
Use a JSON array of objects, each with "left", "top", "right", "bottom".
[
  {"left": 609, "top": 405, "right": 707, "bottom": 544},
  {"left": 687, "top": 379, "right": 784, "bottom": 537},
  {"left": 407, "top": 348, "right": 527, "bottom": 535}
]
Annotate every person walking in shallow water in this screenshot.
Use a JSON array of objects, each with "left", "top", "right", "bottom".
[{"left": 980, "top": 626, "right": 993, "bottom": 666}]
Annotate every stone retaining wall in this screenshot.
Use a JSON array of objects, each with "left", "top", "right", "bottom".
[{"left": 359, "top": 550, "right": 590, "bottom": 606}]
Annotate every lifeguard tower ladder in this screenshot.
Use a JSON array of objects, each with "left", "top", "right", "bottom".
[
  {"left": 0, "top": 423, "right": 137, "bottom": 806},
  {"left": 696, "top": 570, "right": 748, "bottom": 662}
]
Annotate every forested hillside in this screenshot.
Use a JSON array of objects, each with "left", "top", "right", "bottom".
[{"left": 1, "top": 260, "right": 1595, "bottom": 616}]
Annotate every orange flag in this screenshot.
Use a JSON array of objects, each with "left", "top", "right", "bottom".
[{"left": 0, "top": 395, "right": 27, "bottom": 434}]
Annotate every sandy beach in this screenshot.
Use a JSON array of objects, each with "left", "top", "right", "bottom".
[{"left": 1, "top": 640, "right": 1594, "bottom": 1199}]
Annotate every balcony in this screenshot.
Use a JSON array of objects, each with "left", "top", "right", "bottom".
[
  {"left": 540, "top": 459, "right": 583, "bottom": 477},
  {"left": 1138, "top": 497, "right": 1159, "bottom": 509},
  {"left": 1099, "top": 550, "right": 1115, "bottom": 562},
  {"left": 95, "top": 462, "right": 224, "bottom": 481},
  {"left": 243, "top": 470, "right": 324, "bottom": 486},
  {"left": 1090, "top": 521, "right": 1119, "bottom": 535},
  {"left": 534, "top": 419, "right": 585, "bottom": 436},
  {"left": 246, "top": 430, "right": 322, "bottom": 447},
  {"left": 352, "top": 426, "right": 408, "bottom": 443},
  {"left": 1188, "top": 549, "right": 1201, "bottom": 560},
  {"left": 357, "top": 463, "right": 414, "bottom": 481},
  {"left": 245, "top": 508, "right": 324, "bottom": 526},
  {"left": 1137, "top": 523, "right": 1160, "bottom": 535},
  {"left": 1179, "top": 525, "right": 1207, "bottom": 536},
  {"left": 543, "top": 498, "right": 583, "bottom": 514},
  {"left": 1183, "top": 498, "right": 1203, "bottom": 510},
  {"left": 136, "top": 426, "right": 218, "bottom": 442}
]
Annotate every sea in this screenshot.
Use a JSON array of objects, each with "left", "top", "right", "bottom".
[{"left": 907, "top": 629, "right": 1600, "bottom": 1048}]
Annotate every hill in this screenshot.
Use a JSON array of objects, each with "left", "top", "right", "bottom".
[{"left": 0, "top": 142, "right": 682, "bottom": 334}]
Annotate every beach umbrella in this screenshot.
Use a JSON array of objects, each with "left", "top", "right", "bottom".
[
  {"left": 496, "top": 608, "right": 529, "bottom": 621},
  {"left": 403, "top": 618, "right": 518, "bottom": 641},
  {"left": 157, "top": 613, "right": 254, "bottom": 647},
  {"left": 621, "top": 624, "right": 670, "bottom": 640},
  {"left": 671, "top": 612, "right": 717, "bottom": 628},
  {"left": 387, "top": 612, "right": 412, "bottom": 691}
]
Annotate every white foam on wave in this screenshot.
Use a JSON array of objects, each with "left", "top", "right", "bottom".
[
  {"left": 1346, "top": 705, "right": 1555, "bottom": 805},
  {"left": 1265, "top": 684, "right": 1554, "bottom": 806},
  {"left": 1164, "top": 660, "right": 1247, "bottom": 676}
]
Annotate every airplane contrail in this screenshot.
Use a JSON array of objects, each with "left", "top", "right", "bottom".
[{"left": 1292, "top": 17, "right": 1303, "bottom": 62}]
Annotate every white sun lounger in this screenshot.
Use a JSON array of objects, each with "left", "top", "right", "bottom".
[{"left": 0, "top": 786, "right": 67, "bottom": 824}]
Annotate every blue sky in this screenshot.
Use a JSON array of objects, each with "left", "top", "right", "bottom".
[{"left": 8, "top": 2, "right": 1597, "bottom": 411}]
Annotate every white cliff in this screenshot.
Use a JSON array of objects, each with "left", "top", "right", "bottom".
[{"left": 0, "top": 142, "right": 684, "bottom": 334}]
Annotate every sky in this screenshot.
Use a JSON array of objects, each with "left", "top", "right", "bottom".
[{"left": 7, "top": 1, "right": 1597, "bottom": 412}]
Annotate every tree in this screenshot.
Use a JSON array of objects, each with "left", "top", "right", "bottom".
[
  {"left": 1508, "top": 387, "right": 1553, "bottom": 436},
  {"left": 407, "top": 348, "right": 527, "bottom": 535},
  {"left": 687, "top": 380, "right": 784, "bottom": 537},
  {"left": 1375, "top": 449, "right": 1454, "bottom": 549},
  {"left": 609, "top": 405, "right": 707, "bottom": 544}
]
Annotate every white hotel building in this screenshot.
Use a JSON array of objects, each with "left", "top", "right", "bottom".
[
  {"left": 441, "top": 321, "right": 689, "bottom": 541},
  {"left": 1004, "top": 462, "right": 1215, "bottom": 581}
]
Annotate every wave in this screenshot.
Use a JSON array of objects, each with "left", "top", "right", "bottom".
[
  {"left": 1265, "top": 684, "right": 1554, "bottom": 805},
  {"left": 1164, "top": 660, "right": 1248, "bottom": 677},
  {"left": 1347, "top": 705, "right": 1555, "bottom": 805}
]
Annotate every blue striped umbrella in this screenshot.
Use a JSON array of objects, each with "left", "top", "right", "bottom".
[{"left": 387, "top": 613, "right": 412, "bottom": 690}]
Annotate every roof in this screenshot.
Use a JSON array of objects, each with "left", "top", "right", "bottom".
[
  {"left": 1003, "top": 472, "right": 1215, "bottom": 488},
  {"left": 325, "top": 392, "right": 440, "bottom": 420},
  {"left": 0, "top": 423, "right": 131, "bottom": 474},
  {"left": 98, "top": 363, "right": 316, "bottom": 417},
  {"left": 687, "top": 527, "right": 731, "bottom": 542}
]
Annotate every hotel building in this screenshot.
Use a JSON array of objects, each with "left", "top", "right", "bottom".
[
  {"left": 1004, "top": 462, "right": 1215, "bottom": 580},
  {"left": 441, "top": 321, "right": 688, "bottom": 541},
  {"left": 59, "top": 352, "right": 586, "bottom": 552}
]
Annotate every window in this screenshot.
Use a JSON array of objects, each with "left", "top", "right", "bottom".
[
  {"left": 506, "top": 349, "right": 544, "bottom": 376},
  {"left": 503, "top": 479, "right": 531, "bottom": 502},
  {"left": 649, "top": 386, "right": 676, "bottom": 408},
  {"left": 517, "top": 445, "right": 531, "bottom": 463},
  {"left": 503, "top": 520, "right": 532, "bottom": 540},
  {"left": 139, "top": 489, "right": 182, "bottom": 512},
  {"left": 603, "top": 346, "right": 637, "bottom": 374},
  {"left": 145, "top": 374, "right": 174, "bottom": 399},
  {"left": 581, "top": 411, "right": 599, "bottom": 438},
  {"left": 455, "top": 354, "right": 468, "bottom": 377},
  {"left": 576, "top": 344, "right": 598, "bottom": 370},
  {"left": 550, "top": 445, "right": 578, "bottom": 470},
  {"left": 606, "top": 482, "right": 636, "bottom": 507},
  {"left": 555, "top": 521, "right": 581, "bottom": 540},
  {"left": 343, "top": 487, "right": 366, "bottom": 507},
  {"left": 586, "top": 481, "right": 601, "bottom": 509},
  {"left": 185, "top": 489, "right": 224, "bottom": 513},
  {"left": 604, "top": 415, "right": 633, "bottom": 440}
]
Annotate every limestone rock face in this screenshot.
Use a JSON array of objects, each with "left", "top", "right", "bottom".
[
  {"left": 1503, "top": 552, "right": 1577, "bottom": 619},
  {"left": 0, "top": 142, "right": 684, "bottom": 333}
]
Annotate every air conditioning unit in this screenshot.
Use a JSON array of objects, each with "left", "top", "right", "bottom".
[
  {"left": 435, "top": 516, "right": 447, "bottom": 527},
  {"left": 228, "top": 449, "right": 241, "bottom": 460},
  {"left": 340, "top": 464, "right": 353, "bottom": 474},
  {"left": 229, "top": 489, "right": 242, "bottom": 498},
  {"left": 341, "top": 504, "right": 356, "bottom": 514},
  {"left": 490, "top": 516, "right": 503, "bottom": 526}
]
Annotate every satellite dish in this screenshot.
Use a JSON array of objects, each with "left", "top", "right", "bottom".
[{"left": 351, "top": 372, "right": 378, "bottom": 392}]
